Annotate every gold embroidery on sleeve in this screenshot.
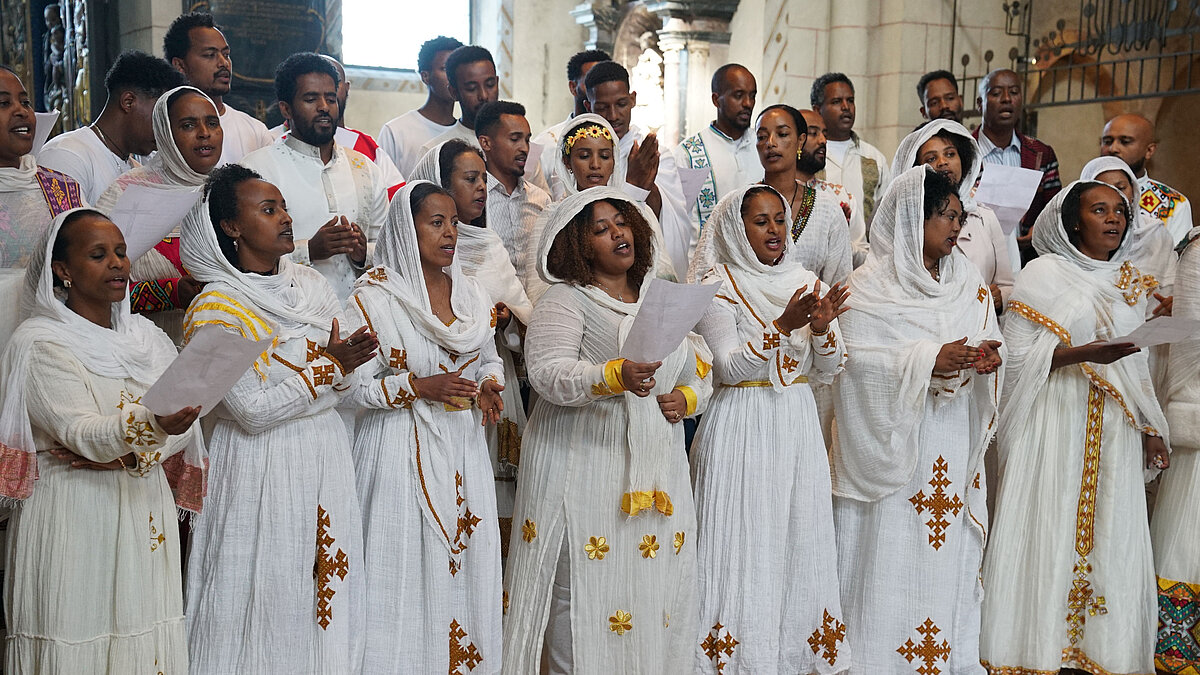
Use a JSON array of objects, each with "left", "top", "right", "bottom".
[
  {"left": 312, "top": 363, "right": 336, "bottom": 386},
  {"left": 807, "top": 609, "right": 846, "bottom": 667},
  {"left": 388, "top": 347, "right": 408, "bottom": 370},
  {"left": 124, "top": 414, "right": 159, "bottom": 447}
]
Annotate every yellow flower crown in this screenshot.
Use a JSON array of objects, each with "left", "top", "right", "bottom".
[{"left": 563, "top": 124, "right": 613, "bottom": 157}]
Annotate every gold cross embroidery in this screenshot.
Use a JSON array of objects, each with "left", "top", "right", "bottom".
[
  {"left": 367, "top": 267, "right": 388, "bottom": 283},
  {"left": 314, "top": 505, "right": 349, "bottom": 630},
  {"left": 762, "top": 332, "right": 781, "bottom": 350},
  {"left": 306, "top": 339, "right": 325, "bottom": 362},
  {"left": 701, "top": 622, "right": 739, "bottom": 672},
  {"left": 449, "top": 619, "right": 483, "bottom": 672},
  {"left": 388, "top": 347, "right": 407, "bottom": 370},
  {"left": 312, "top": 364, "right": 336, "bottom": 386},
  {"left": 976, "top": 286, "right": 988, "bottom": 304},
  {"left": 896, "top": 618, "right": 951, "bottom": 675},
  {"left": 909, "top": 456, "right": 964, "bottom": 550},
  {"left": 807, "top": 609, "right": 846, "bottom": 667}
]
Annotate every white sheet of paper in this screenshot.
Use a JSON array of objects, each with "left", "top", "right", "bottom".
[
  {"left": 1102, "top": 316, "right": 1200, "bottom": 349},
  {"left": 678, "top": 167, "right": 711, "bottom": 206},
  {"left": 621, "top": 278, "right": 721, "bottom": 363},
  {"left": 109, "top": 184, "right": 202, "bottom": 262},
  {"left": 334, "top": 126, "right": 358, "bottom": 150},
  {"left": 974, "top": 164, "right": 1044, "bottom": 235},
  {"left": 142, "top": 324, "right": 269, "bottom": 416},
  {"left": 33, "top": 111, "right": 59, "bottom": 154},
  {"left": 526, "top": 140, "right": 544, "bottom": 177}
]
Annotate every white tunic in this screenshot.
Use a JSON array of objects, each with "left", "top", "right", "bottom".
[
  {"left": 820, "top": 135, "right": 890, "bottom": 266},
  {"left": 1139, "top": 174, "right": 1194, "bottom": 245},
  {"left": 620, "top": 124, "right": 692, "bottom": 279},
  {"left": 790, "top": 184, "right": 854, "bottom": 286},
  {"left": 36, "top": 126, "right": 133, "bottom": 203},
  {"left": 241, "top": 135, "right": 388, "bottom": 300},
  {"left": 216, "top": 103, "right": 274, "bottom": 166},
  {"left": 671, "top": 125, "right": 764, "bottom": 256},
  {"left": 379, "top": 109, "right": 457, "bottom": 177}
]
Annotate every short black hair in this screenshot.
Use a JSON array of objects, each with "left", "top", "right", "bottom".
[
  {"left": 204, "top": 163, "right": 263, "bottom": 267},
  {"left": 163, "top": 12, "right": 219, "bottom": 63},
  {"left": 922, "top": 168, "right": 958, "bottom": 221},
  {"left": 810, "top": 72, "right": 854, "bottom": 108},
  {"left": 740, "top": 185, "right": 784, "bottom": 220},
  {"left": 52, "top": 209, "right": 109, "bottom": 286},
  {"left": 436, "top": 138, "right": 485, "bottom": 188},
  {"left": 0, "top": 64, "right": 18, "bottom": 78},
  {"left": 583, "top": 60, "right": 630, "bottom": 95},
  {"left": 274, "top": 52, "right": 339, "bottom": 106},
  {"left": 567, "top": 49, "right": 611, "bottom": 81},
  {"left": 410, "top": 181, "right": 452, "bottom": 217},
  {"left": 445, "top": 46, "right": 494, "bottom": 92},
  {"left": 417, "top": 36, "right": 464, "bottom": 73},
  {"left": 474, "top": 100, "right": 526, "bottom": 139},
  {"left": 917, "top": 69, "right": 958, "bottom": 102},
  {"left": 104, "top": 51, "right": 185, "bottom": 97},
  {"left": 711, "top": 63, "right": 750, "bottom": 94}
]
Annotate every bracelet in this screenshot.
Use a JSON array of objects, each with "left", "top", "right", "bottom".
[{"left": 810, "top": 324, "right": 830, "bottom": 336}]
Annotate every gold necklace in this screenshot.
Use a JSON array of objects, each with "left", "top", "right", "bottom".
[{"left": 594, "top": 279, "right": 625, "bottom": 301}]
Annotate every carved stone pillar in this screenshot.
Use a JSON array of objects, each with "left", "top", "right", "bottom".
[
  {"left": 646, "top": 1, "right": 738, "bottom": 145},
  {"left": 657, "top": 30, "right": 686, "bottom": 146},
  {"left": 571, "top": 1, "right": 620, "bottom": 54}
]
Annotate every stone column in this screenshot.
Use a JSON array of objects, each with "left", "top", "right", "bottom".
[
  {"left": 657, "top": 28, "right": 687, "bottom": 147},
  {"left": 571, "top": 1, "right": 619, "bottom": 54},
  {"left": 648, "top": 2, "right": 739, "bottom": 145}
]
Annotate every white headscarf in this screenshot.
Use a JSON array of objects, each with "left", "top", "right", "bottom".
[
  {"left": 546, "top": 113, "right": 627, "bottom": 201},
  {"left": 0, "top": 208, "right": 206, "bottom": 508},
  {"left": 890, "top": 119, "right": 983, "bottom": 213},
  {"left": 406, "top": 142, "right": 533, "bottom": 324},
  {"left": 688, "top": 184, "right": 823, "bottom": 390},
  {"left": 1078, "top": 155, "right": 1169, "bottom": 272},
  {"left": 147, "top": 86, "right": 215, "bottom": 188},
  {"left": 0, "top": 154, "right": 39, "bottom": 193},
  {"left": 179, "top": 180, "right": 341, "bottom": 342},
  {"left": 831, "top": 165, "right": 1001, "bottom": 503}
]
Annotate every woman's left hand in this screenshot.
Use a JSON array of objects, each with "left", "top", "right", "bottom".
[
  {"left": 479, "top": 379, "right": 505, "bottom": 426},
  {"left": 809, "top": 281, "right": 851, "bottom": 334},
  {"left": 1145, "top": 434, "right": 1170, "bottom": 470},
  {"left": 657, "top": 388, "right": 687, "bottom": 424},
  {"left": 1152, "top": 292, "right": 1173, "bottom": 318},
  {"left": 973, "top": 340, "right": 1003, "bottom": 374},
  {"left": 49, "top": 447, "right": 132, "bottom": 471}
]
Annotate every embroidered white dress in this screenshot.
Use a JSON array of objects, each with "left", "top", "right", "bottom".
[
  {"left": 183, "top": 279, "right": 365, "bottom": 674},
  {"left": 980, "top": 181, "right": 1168, "bottom": 675}
]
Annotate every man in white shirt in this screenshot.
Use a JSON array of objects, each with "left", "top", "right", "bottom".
[
  {"left": 474, "top": 100, "right": 551, "bottom": 274},
  {"left": 584, "top": 61, "right": 691, "bottom": 278},
  {"left": 529, "top": 48, "right": 610, "bottom": 193},
  {"left": 1101, "top": 112, "right": 1193, "bottom": 245},
  {"left": 672, "top": 63, "right": 763, "bottom": 259},
  {"left": 38, "top": 50, "right": 183, "bottom": 203},
  {"left": 163, "top": 12, "right": 274, "bottom": 166},
  {"left": 378, "top": 35, "right": 463, "bottom": 176},
  {"left": 798, "top": 108, "right": 865, "bottom": 257},
  {"left": 241, "top": 53, "right": 387, "bottom": 301},
  {"left": 810, "top": 72, "right": 890, "bottom": 266},
  {"left": 417, "top": 46, "right": 499, "bottom": 159}
]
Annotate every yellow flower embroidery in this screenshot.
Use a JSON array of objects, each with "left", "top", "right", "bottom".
[
  {"left": 585, "top": 536, "right": 610, "bottom": 560},
  {"left": 639, "top": 534, "right": 659, "bottom": 559},
  {"left": 673, "top": 531, "right": 685, "bottom": 555},
  {"left": 149, "top": 513, "right": 166, "bottom": 552},
  {"left": 124, "top": 413, "right": 159, "bottom": 447},
  {"left": 521, "top": 519, "right": 537, "bottom": 543},
  {"left": 609, "top": 610, "right": 632, "bottom": 636}
]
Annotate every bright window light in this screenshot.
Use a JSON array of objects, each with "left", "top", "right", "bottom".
[{"left": 342, "top": 1, "right": 470, "bottom": 70}]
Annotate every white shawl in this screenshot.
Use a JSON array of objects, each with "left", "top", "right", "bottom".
[
  {"left": 831, "top": 165, "right": 1002, "bottom": 501},
  {"left": 890, "top": 118, "right": 983, "bottom": 213},
  {"left": 0, "top": 154, "right": 38, "bottom": 193},
  {"left": 0, "top": 207, "right": 206, "bottom": 510}
]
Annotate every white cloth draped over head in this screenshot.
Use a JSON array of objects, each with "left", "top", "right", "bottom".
[
  {"left": 546, "top": 113, "right": 628, "bottom": 201},
  {"left": 356, "top": 179, "right": 498, "bottom": 550},
  {"left": 687, "top": 184, "right": 826, "bottom": 390},
  {"left": 890, "top": 118, "right": 983, "bottom": 213},
  {"left": 535, "top": 185, "right": 698, "bottom": 505},
  {"left": 1078, "top": 155, "right": 1177, "bottom": 286},
  {"left": 0, "top": 153, "right": 38, "bottom": 192},
  {"left": 831, "top": 165, "right": 1001, "bottom": 501},
  {"left": 405, "top": 141, "right": 533, "bottom": 324},
  {"left": 0, "top": 207, "right": 206, "bottom": 509},
  {"left": 1000, "top": 179, "right": 1168, "bottom": 471},
  {"left": 179, "top": 187, "right": 341, "bottom": 343}
]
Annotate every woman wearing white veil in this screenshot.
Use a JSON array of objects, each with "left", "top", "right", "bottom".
[
  {"left": 1151, "top": 221, "right": 1200, "bottom": 674},
  {"left": 95, "top": 85, "right": 221, "bottom": 341},
  {"left": 343, "top": 180, "right": 505, "bottom": 672},
  {"left": 890, "top": 118, "right": 1014, "bottom": 315},
  {"left": 0, "top": 207, "right": 205, "bottom": 673},
  {"left": 180, "top": 165, "right": 375, "bottom": 674},
  {"left": 686, "top": 184, "right": 850, "bottom": 673},
  {"left": 831, "top": 166, "right": 1002, "bottom": 672},
  {"left": 980, "top": 180, "right": 1170, "bottom": 674},
  {"left": 502, "top": 187, "right": 711, "bottom": 674}
]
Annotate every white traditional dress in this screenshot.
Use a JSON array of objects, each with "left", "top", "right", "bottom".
[
  {"left": 980, "top": 181, "right": 1169, "bottom": 674},
  {"left": 179, "top": 200, "right": 365, "bottom": 674},
  {"left": 820, "top": 133, "right": 890, "bottom": 266},
  {"left": 95, "top": 86, "right": 212, "bottom": 341},
  {"left": 342, "top": 180, "right": 504, "bottom": 673},
  {"left": 410, "top": 148, "right": 534, "bottom": 558},
  {"left": 671, "top": 123, "right": 763, "bottom": 260},
  {"left": 1152, "top": 226, "right": 1200, "bottom": 674},
  {"left": 687, "top": 185, "right": 849, "bottom": 673},
  {"left": 502, "top": 187, "right": 712, "bottom": 674},
  {"left": 830, "top": 165, "right": 1001, "bottom": 674},
  {"left": 785, "top": 180, "right": 854, "bottom": 286},
  {"left": 0, "top": 208, "right": 206, "bottom": 674}
]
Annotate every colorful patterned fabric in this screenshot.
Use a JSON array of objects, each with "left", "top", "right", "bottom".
[
  {"left": 34, "top": 167, "right": 84, "bottom": 217},
  {"left": 790, "top": 184, "right": 819, "bottom": 241},
  {"left": 1157, "top": 576, "right": 1200, "bottom": 675},
  {"left": 681, "top": 131, "right": 719, "bottom": 230},
  {"left": 1142, "top": 179, "right": 1186, "bottom": 221}
]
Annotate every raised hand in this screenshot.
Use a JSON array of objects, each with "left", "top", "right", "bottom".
[
  {"left": 809, "top": 281, "right": 851, "bottom": 333},
  {"left": 974, "top": 340, "right": 1003, "bottom": 374},
  {"left": 324, "top": 318, "right": 378, "bottom": 374},
  {"left": 625, "top": 133, "right": 660, "bottom": 190},
  {"left": 775, "top": 285, "right": 815, "bottom": 334},
  {"left": 478, "top": 379, "right": 505, "bottom": 426}
]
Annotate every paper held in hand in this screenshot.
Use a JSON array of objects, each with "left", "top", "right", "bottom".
[
  {"left": 973, "top": 164, "right": 1044, "bottom": 235},
  {"left": 33, "top": 111, "right": 59, "bottom": 154},
  {"left": 142, "top": 324, "right": 270, "bottom": 416},
  {"left": 108, "top": 183, "right": 202, "bottom": 262},
  {"left": 620, "top": 278, "right": 721, "bottom": 363},
  {"left": 1101, "top": 316, "right": 1200, "bottom": 349}
]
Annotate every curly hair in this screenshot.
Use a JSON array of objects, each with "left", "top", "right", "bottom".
[
  {"left": 163, "top": 11, "right": 219, "bottom": 63},
  {"left": 922, "top": 168, "right": 958, "bottom": 221},
  {"left": 274, "top": 52, "right": 339, "bottom": 107},
  {"left": 810, "top": 72, "right": 853, "bottom": 108},
  {"left": 546, "top": 198, "right": 654, "bottom": 289},
  {"left": 103, "top": 50, "right": 184, "bottom": 97},
  {"left": 417, "top": 36, "right": 464, "bottom": 73},
  {"left": 204, "top": 163, "right": 263, "bottom": 267}
]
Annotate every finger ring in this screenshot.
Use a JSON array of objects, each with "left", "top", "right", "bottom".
[{"left": 347, "top": 339, "right": 354, "bottom": 346}]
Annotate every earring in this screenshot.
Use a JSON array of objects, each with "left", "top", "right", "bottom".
[
  {"left": 63, "top": 279, "right": 72, "bottom": 288},
  {"left": 797, "top": 149, "right": 803, "bottom": 160}
]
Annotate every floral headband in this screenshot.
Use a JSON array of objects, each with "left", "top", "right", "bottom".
[{"left": 562, "top": 124, "right": 613, "bottom": 158}]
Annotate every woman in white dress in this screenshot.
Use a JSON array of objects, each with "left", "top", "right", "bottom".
[
  {"left": 344, "top": 180, "right": 506, "bottom": 673},
  {"left": 502, "top": 187, "right": 712, "bottom": 674},
  {"left": 890, "top": 119, "right": 1014, "bottom": 316},
  {"left": 95, "top": 85, "right": 222, "bottom": 340},
  {"left": 980, "top": 180, "right": 1171, "bottom": 674},
  {"left": 831, "top": 166, "right": 1002, "bottom": 674},
  {"left": 181, "top": 164, "right": 377, "bottom": 674},
  {"left": 1152, "top": 223, "right": 1200, "bottom": 674},
  {"left": 687, "top": 184, "right": 850, "bottom": 673},
  {"left": 0, "top": 207, "right": 205, "bottom": 673},
  {"left": 410, "top": 140, "right": 532, "bottom": 543}
]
